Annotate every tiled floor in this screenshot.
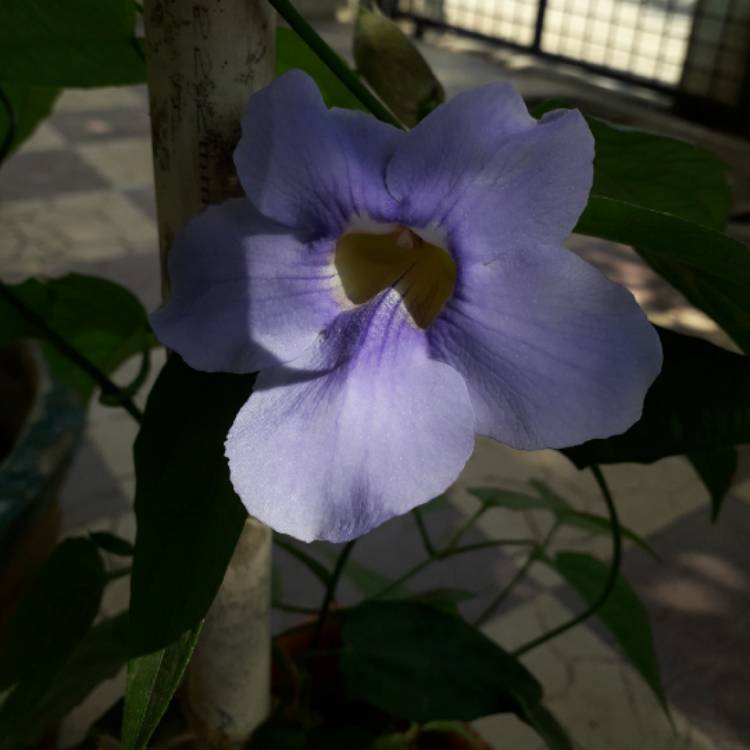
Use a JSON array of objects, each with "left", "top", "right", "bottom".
[{"left": 2, "top": 18, "right": 750, "bottom": 750}]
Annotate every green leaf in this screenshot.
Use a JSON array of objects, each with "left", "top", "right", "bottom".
[
  {"left": 353, "top": 6, "right": 444, "bottom": 126},
  {"left": 0, "top": 539, "right": 107, "bottom": 748},
  {"left": 0, "top": 84, "right": 60, "bottom": 158},
  {"left": 129, "top": 356, "right": 252, "bottom": 654},
  {"left": 406, "top": 588, "right": 475, "bottom": 615},
  {"left": 341, "top": 601, "right": 542, "bottom": 722},
  {"left": 688, "top": 448, "right": 738, "bottom": 522},
  {"left": 576, "top": 196, "right": 750, "bottom": 353},
  {"left": 531, "top": 102, "right": 731, "bottom": 230},
  {"left": 468, "top": 485, "right": 658, "bottom": 559},
  {"left": 4, "top": 614, "right": 130, "bottom": 750},
  {"left": 468, "top": 487, "right": 570, "bottom": 513},
  {"left": 0, "top": 274, "right": 155, "bottom": 402},
  {"left": 90, "top": 531, "right": 134, "bottom": 557},
  {"left": 519, "top": 703, "right": 574, "bottom": 750},
  {"left": 121, "top": 626, "right": 202, "bottom": 750},
  {"left": 545, "top": 552, "right": 669, "bottom": 718},
  {"left": 276, "top": 27, "right": 363, "bottom": 111},
  {"left": 533, "top": 104, "right": 748, "bottom": 351},
  {"left": 564, "top": 327, "right": 750, "bottom": 467},
  {"left": 0, "top": 0, "right": 145, "bottom": 87},
  {"left": 587, "top": 114, "right": 731, "bottom": 229}
]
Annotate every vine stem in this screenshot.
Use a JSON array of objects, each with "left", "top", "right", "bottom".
[
  {"left": 412, "top": 508, "right": 435, "bottom": 556},
  {"left": 0, "top": 283, "right": 144, "bottom": 423},
  {"left": 311, "top": 539, "right": 357, "bottom": 647},
  {"left": 265, "top": 0, "right": 407, "bottom": 130},
  {"left": 512, "top": 464, "right": 622, "bottom": 657},
  {"left": 0, "top": 85, "right": 17, "bottom": 163}
]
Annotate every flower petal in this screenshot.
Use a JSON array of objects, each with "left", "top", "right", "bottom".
[
  {"left": 151, "top": 199, "right": 340, "bottom": 373},
  {"left": 386, "top": 84, "right": 593, "bottom": 264},
  {"left": 234, "top": 70, "right": 404, "bottom": 235},
  {"left": 226, "top": 290, "right": 475, "bottom": 542},
  {"left": 428, "top": 244, "right": 663, "bottom": 450}
]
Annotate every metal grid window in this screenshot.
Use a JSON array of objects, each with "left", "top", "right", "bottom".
[{"left": 390, "top": 0, "right": 750, "bottom": 128}]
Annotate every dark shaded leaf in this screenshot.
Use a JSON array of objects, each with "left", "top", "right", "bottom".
[
  {"left": 0, "top": 84, "right": 59, "bottom": 158},
  {"left": 276, "top": 27, "right": 363, "bottom": 111},
  {"left": 518, "top": 703, "right": 573, "bottom": 750},
  {"left": 564, "top": 327, "right": 750, "bottom": 467},
  {"left": 5, "top": 615, "right": 131, "bottom": 750},
  {"left": 688, "top": 448, "right": 738, "bottom": 522},
  {"left": 121, "top": 626, "right": 201, "bottom": 750},
  {"left": 0, "top": 274, "right": 154, "bottom": 402},
  {"left": 90, "top": 531, "right": 134, "bottom": 557},
  {"left": 0, "top": 0, "right": 145, "bottom": 87},
  {"left": 129, "top": 355, "right": 253, "bottom": 654},
  {"left": 544, "top": 552, "right": 669, "bottom": 718},
  {"left": 0, "top": 539, "right": 107, "bottom": 748},
  {"left": 353, "top": 6, "right": 444, "bottom": 126},
  {"left": 341, "top": 601, "right": 542, "bottom": 722}
]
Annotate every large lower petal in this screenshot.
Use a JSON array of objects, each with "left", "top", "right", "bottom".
[
  {"left": 151, "top": 199, "right": 340, "bottom": 373},
  {"left": 386, "top": 84, "right": 593, "bottom": 264},
  {"left": 428, "top": 244, "right": 662, "bottom": 450},
  {"left": 234, "top": 70, "right": 404, "bottom": 235},
  {"left": 226, "top": 290, "right": 475, "bottom": 542}
]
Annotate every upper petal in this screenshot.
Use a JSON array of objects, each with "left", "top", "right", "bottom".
[
  {"left": 428, "top": 243, "right": 662, "bottom": 450},
  {"left": 226, "top": 290, "right": 475, "bottom": 542},
  {"left": 151, "top": 199, "right": 340, "bottom": 373},
  {"left": 234, "top": 70, "right": 405, "bottom": 235},
  {"left": 386, "top": 84, "right": 594, "bottom": 264}
]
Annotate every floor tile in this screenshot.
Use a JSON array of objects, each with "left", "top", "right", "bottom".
[
  {"left": 55, "top": 86, "right": 147, "bottom": 112},
  {"left": 77, "top": 138, "right": 154, "bottom": 189},
  {"left": 0, "top": 149, "right": 109, "bottom": 202},
  {"left": 50, "top": 107, "right": 150, "bottom": 144}
]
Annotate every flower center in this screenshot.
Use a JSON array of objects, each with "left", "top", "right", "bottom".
[{"left": 334, "top": 226, "right": 457, "bottom": 329}]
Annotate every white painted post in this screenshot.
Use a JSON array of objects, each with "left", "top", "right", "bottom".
[{"left": 142, "top": 1, "right": 275, "bottom": 746}]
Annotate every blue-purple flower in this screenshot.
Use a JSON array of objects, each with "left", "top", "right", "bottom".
[{"left": 151, "top": 71, "right": 662, "bottom": 543}]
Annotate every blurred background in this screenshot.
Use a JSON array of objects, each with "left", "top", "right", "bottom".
[{"left": 1, "top": 2, "right": 749, "bottom": 749}]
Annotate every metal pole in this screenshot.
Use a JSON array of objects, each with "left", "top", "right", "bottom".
[{"left": 142, "top": 1, "right": 275, "bottom": 746}]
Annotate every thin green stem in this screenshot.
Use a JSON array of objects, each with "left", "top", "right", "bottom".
[
  {"left": 473, "top": 522, "right": 560, "bottom": 627},
  {"left": 312, "top": 539, "right": 356, "bottom": 646},
  {"left": 0, "top": 284, "right": 144, "bottom": 423},
  {"left": 371, "top": 556, "right": 433, "bottom": 600},
  {"left": 272, "top": 600, "right": 319, "bottom": 615},
  {"left": 443, "top": 504, "right": 486, "bottom": 551},
  {"left": 412, "top": 507, "right": 435, "bottom": 556},
  {"left": 450, "top": 538, "right": 537, "bottom": 557},
  {"left": 266, "top": 0, "right": 406, "bottom": 129},
  {"left": 512, "top": 464, "right": 622, "bottom": 657}
]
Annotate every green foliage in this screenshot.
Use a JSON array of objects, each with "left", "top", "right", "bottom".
[
  {"left": 129, "top": 356, "right": 253, "bottom": 654},
  {"left": 564, "top": 327, "right": 750, "bottom": 466},
  {"left": 341, "top": 602, "right": 571, "bottom": 748},
  {"left": 0, "top": 275, "right": 154, "bottom": 402},
  {"left": 533, "top": 102, "right": 750, "bottom": 353},
  {"left": 467, "top": 484, "right": 657, "bottom": 558},
  {"left": 0, "top": 539, "right": 108, "bottom": 749},
  {"left": 0, "top": 84, "right": 60, "bottom": 158},
  {"left": 0, "top": 0, "right": 145, "bottom": 87},
  {"left": 688, "top": 448, "right": 738, "bottom": 522},
  {"left": 90, "top": 531, "right": 135, "bottom": 558},
  {"left": 353, "top": 6, "right": 444, "bottom": 126},
  {"left": 543, "top": 552, "right": 669, "bottom": 718},
  {"left": 576, "top": 196, "right": 750, "bottom": 353},
  {"left": 121, "top": 627, "right": 202, "bottom": 750},
  {"left": 276, "top": 27, "right": 363, "bottom": 111}
]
